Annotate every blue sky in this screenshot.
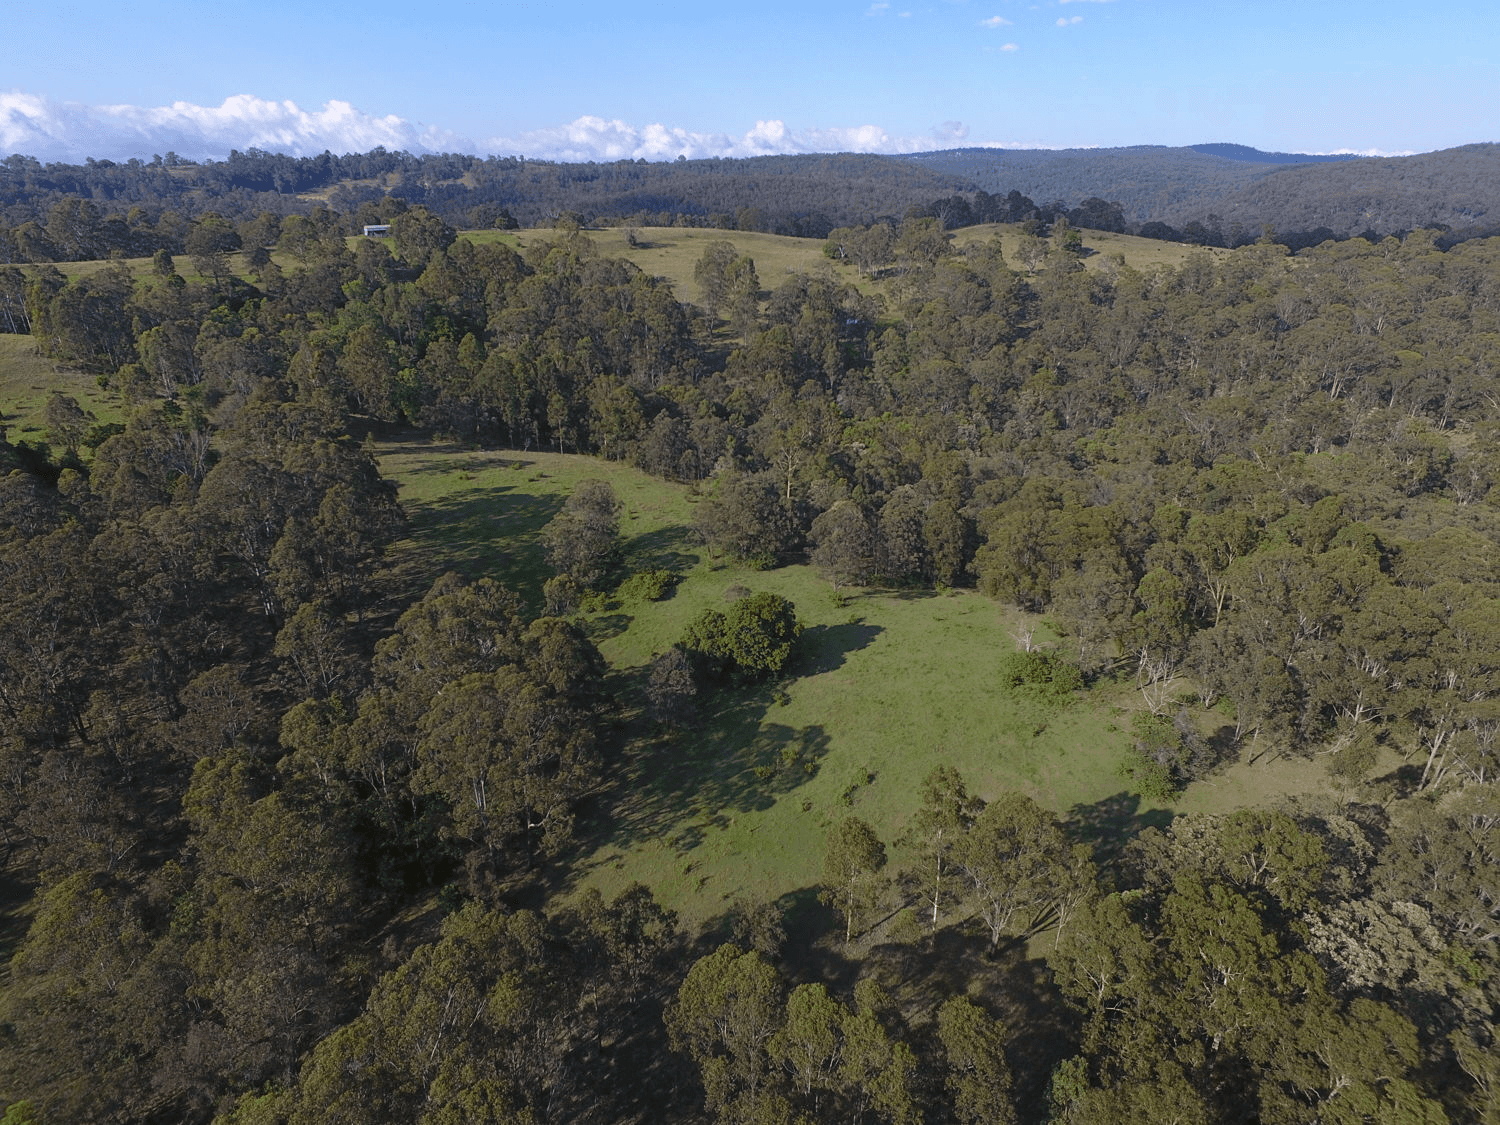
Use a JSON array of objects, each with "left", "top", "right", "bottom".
[{"left": 5, "top": 0, "right": 1498, "bottom": 163}]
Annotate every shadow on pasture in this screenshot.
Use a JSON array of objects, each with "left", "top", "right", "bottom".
[
  {"left": 1063, "top": 790, "right": 1174, "bottom": 868},
  {"left": 863, "top": 586, "right": 946, "bottom": 603},
  {"left": 622, "top": 522, "right": 702, "bottom": 574},
  {"left": 1380, "top": 762, "right": 1425, "bottom": 798},
  {"left": 796, "top": 621, "right": 882, "bottom": 676},
  {"left": 699, "top": 885, "right": 836, "bottom": 967},
  {"left": 1199, "top": 722, "right": 1242, "bottom": 776},
  {"left": 775, "top": 885, "right": 834, "bottom": 954},
  {"left": 572, "top": 709, "right": 833, "bottom": 884},
  {"left": 585, "top": 612, "right": 633, "bottom": 641},
  {"left": 402, "top": 485, "right": 566, "bottom": 602}
]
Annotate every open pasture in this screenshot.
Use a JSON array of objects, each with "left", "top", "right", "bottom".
[
  {"left": 378, "top": 441, "right": 1177, "bottom": 925},
  {"left": 0, "top": 334, "right": 126, "bottom": 438},
  {"left": 467, "top": 221, "right": 1222, "bottom": 304}
]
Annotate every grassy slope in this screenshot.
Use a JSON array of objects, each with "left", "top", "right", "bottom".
[
  {"left": 0, "top": 334, "right": 127, "bottom": 436},
  {"left": 44, "top": 223, "right": 1218, "bottom": 330},
  {"left": 465, "top": 227, "right": 842, "bottom": 307},
  {"left": 380, "top": 443, "right": 1222, "bottom": 926},
  {"left": 465, "top": 222, "right": 1221, "bottom": 310},
  {"left": 950, "top": 222, "right": 1230, "bottom": 272}
]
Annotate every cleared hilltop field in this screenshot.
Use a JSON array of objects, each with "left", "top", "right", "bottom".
[
  {"left": 466, "top": 221, "right": 1225, "bottom": 307},
  {"left": 378, "top": 441, "right": 1328, "bottom": 927}
]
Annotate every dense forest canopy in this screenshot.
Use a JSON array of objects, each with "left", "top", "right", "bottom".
[
  {"left": 0, "top": 184, "right": 1498, "bottom": 1123},
  {"left": 906, "top": 142, "right": 1500, "bottom": 243},
  {"left": 3, "top": 142, "right": 1499, "bottom": 264}
]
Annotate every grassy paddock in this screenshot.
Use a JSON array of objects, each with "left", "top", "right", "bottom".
[
  {"left": 379, "top": 441, "right": 1347, "bottom": 926},
  {"left": 576, "top": 570, "right": 1156, "bottom": 927},
  {"left": 463, "top": 222, "right": 1222, "bottom": 315},
  {"left": 949, "top": 222, "right": 1229, "bottom": 273},
  {"left": 378, "top": 440, "right": 1187, "bottom": 925},
  {"left": 43, "top": 221, "right": 1221, "bottom": 318},
  {"left": 376, "top": 442, "right": 701, "bottom": 611},
  {"left": 0, "top": 334, "right": 126, "bottom": 437},
  {"left": 58, "top": 255, "right": 157, "bottom": 282},
  {"left": 464, "top": 226, "right": 842, "bottom": 307}
]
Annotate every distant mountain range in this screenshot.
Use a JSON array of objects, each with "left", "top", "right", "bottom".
[
  {"left": 1186, "top": 143, "right": 1366, "bottom": 164},
  {"left": 2, "top": 140, "right": 1497, "bottom": 255},
  {"left": 902, "top": 142, "right": 1500, "bottom": 241}
]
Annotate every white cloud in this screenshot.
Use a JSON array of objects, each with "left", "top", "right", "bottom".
[
  {"left": 982, "top": 42, "right": 1021, "bottom": 52},
  {"left": 0, "top": 91, "right": 1131, "bottom": 165},
  {"left": 0, "top": 91, "right": 471, "bottom": 163},
  {"left": 1314, "top": 146, "right": 1416, "bottom": 157},
  {"left": 484, "top": 116, "right": 975, "bottom": 161},
  {"left": 865, "top": 2, "right": 889, "bottom": 14},
  {"left": 979, "top": 15, "right": 1012, "bottom": 26},
  {"left": 1057, "top": 15, "right": 1083, "bottom": 24}
]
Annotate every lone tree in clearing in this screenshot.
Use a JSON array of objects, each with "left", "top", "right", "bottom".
[
  {"left": 823, "top": 816, "right": 886, "bottom": 943},
  {"left": 540, "top": 478, "right": 622, "bottom": 588},
  {"left": 680, "top": 592, "right": 803, "bottom": 682}
]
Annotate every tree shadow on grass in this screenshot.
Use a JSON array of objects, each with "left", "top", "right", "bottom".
[
  {"left": 621, "top": 522, "right": 702, "bottom": 574},
  {"left": 775, "top": 885, "right": 834, "bottom": 954},
  {"left": 590, "top": 611, "right": 880, "bottom": 816},
  {"left": 1063, "top": 790, "right": 1174, "bottom": 870},
  {"left": 585, "top": 612, "right": 633, "bottom": 642},
  {"left": 563, "top": 596, "right": 883, "bottom": 894},
  {"left": 385, "top": 445, "right": 537, "bottom": 474},
  {"left": 869, "top": 923, "right": 985, "bottom": 997},
  {"left": 856, "top": 585, "right": 947, "bottom": 603},
  {"left": 0, "top": 861, "right": 33, "bottom": 966},
  {"left": 399, "top": 485, "right": 566, "bottom": 604},
  {"left": 797, "top": 622, "right": 883, "bottom": 676},
  {"left": 1378, "top": 762, "right": 1424, "bottom": 798},
  {"left": 1194, "top": 722, "right": 1242, "bottom": 778},
  {"left": 696, "top": 885, "right": 836, "bottom": 965},
  {"left": 569, "top": 704, "right": 834, "bottom": 889}
]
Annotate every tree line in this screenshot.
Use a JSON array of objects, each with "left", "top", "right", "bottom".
[{"left": 10, "top": 141, "right": 1495, "bottom": 268}]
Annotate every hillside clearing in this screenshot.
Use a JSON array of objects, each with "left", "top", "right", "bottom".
[
  {"left": 0, "top": 334, "right": 126, "bottom": 436},
  {"left": 375, "top": 440, "right": 1334, "bottom": 926}
]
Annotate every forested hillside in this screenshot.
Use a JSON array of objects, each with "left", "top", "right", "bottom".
[
  {"left": 3, "top": 141, "right": 1499, "bottom": 266},
  {"left": 0, "top": 150, "right": 972, "bottom": 250},
  {"left": 906, "top": 142, "right": 1500, "bottom": 242},
  {"left": 0, "top": 203, "right": 1497, "bottom": 1123}
]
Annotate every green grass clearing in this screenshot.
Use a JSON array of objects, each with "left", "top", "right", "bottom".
[
  {"left": 0, "top": 334, "right": 128, "bottom": 439},
  {"left": 949, "top": 222, "right": 1230, "bottom": 273},
  {"left": 574, "top": 571, "right": 1162, "bottom": 929},
  {"left": 461, "top": 223, "right": 1225, "bottom": 316},
  {"left": 375, "top": 443, "right": 701, "bottom": 613},
  {"left": 377, "top": 441, "right": 1224, "bottom": 927},
  {"left": 463, "top": 226, "right": 842, "bottom": 307}
]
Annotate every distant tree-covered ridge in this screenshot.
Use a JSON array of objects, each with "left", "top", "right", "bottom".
[
  {"left": 2, "top": 142, "right": 1498, "bottom": 266},
  {"left": 1186, "top": 142, "right": 1365, "bottom": 164},
  {"left": 906, "top": 141, "right": 1500, "bottom": 244}
]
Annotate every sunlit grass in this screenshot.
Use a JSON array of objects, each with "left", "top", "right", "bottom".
[
  {"left": 377, "top": 440, "right": 1170, "bottom": 925},
  {"left": 0, "top": 334, "right": 127, "bottom": 437}
]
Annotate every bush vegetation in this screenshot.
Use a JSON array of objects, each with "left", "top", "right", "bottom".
[{"left": 2, "top": 193, "right": 1498, "bottom": 1123}]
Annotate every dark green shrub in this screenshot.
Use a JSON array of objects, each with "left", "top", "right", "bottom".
[
  {"left": 617, "top": 568, "right": 678, "bottom": 602},
  {"left": 997, "top": 649, "right": 1083, "bottom": 700},
  {"left": 680, "top": 591, "right": 802, "bottom": 681}
]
